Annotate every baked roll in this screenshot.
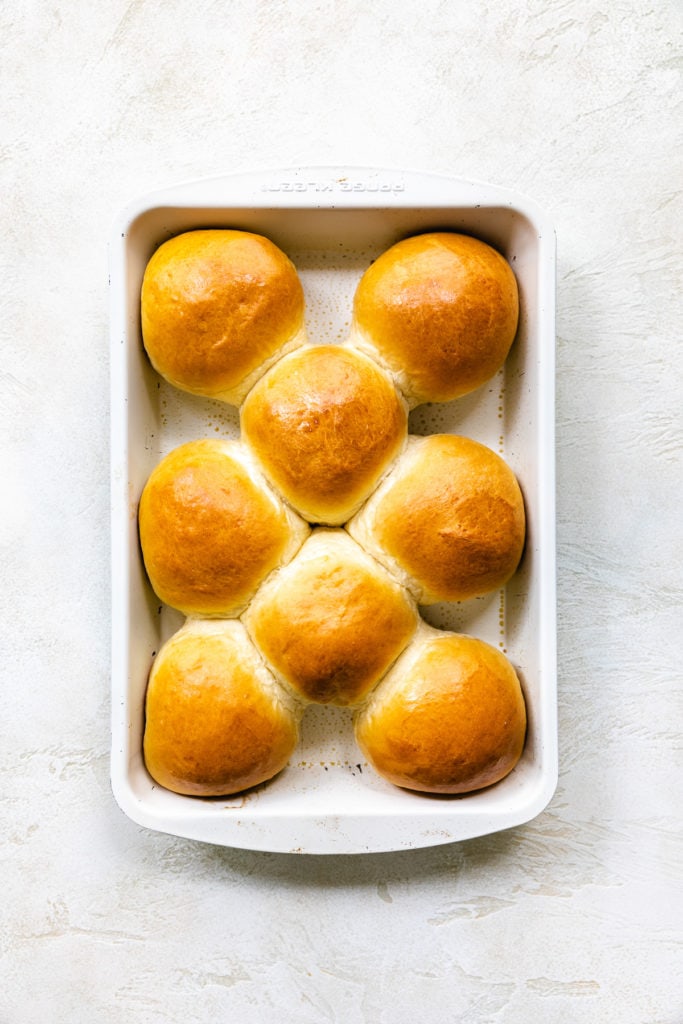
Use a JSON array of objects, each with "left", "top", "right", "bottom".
[
  {"left": 347, "top": 434, "right": 525, "bottom": 604},
  {"left": 241, "top": 344, "right": 408, "bottom": 524},
  {"left": 243, "top": 529, "right": 418, "bottom": 706},
  {"left": 143, "top": 619, "right": 301, "bottom": 796},
  {"left": 354, "top": 625, "right": 527, "bottom": 794},
  {"left": 351, "top": 232, "right": 519, "bottom": 406},
  {"left": 141, "top": 229, "right": 306, "bottom": 405},
  {"left": 138, "top": 438, "right": 309, "bottom": 617}
]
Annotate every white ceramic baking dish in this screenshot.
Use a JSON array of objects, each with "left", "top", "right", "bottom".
[{"left": 109, "top": 166, "right": 557, "bottom": 854}]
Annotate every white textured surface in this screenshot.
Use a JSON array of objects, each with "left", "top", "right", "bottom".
[{"left": 1, "top": 1, "right": 681, "bottom": 1021}]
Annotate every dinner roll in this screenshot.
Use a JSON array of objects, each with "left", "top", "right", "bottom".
[
  {"left": 354, "top": 625, "right": 527, "bottom": 794},
  {"left": 243, "top": 529, "right": 418, "bottom": 706},
  {"left": 138, "top": 438, "right": 309, "bottom": 617},
  {"left": 347, "top": 434, "right": 525, "bottom": 604},
  {"left": 141, "top": 229, "right": 305, "bottom": 405},
  {"left": 241, "top": 345, "right": 408, "bottom": 524},
  {"left": 143, "top": 619, "right": 301, "bottom": 796},
  {"left": 351, "top": 232, "right": 519, "bottom": 406}
]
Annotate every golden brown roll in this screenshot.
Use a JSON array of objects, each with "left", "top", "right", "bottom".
[
  {"left": 351, "top": 232, "right": 519, "bottom": 406},
  {"left": 143, "top": 619, "right": 301, "bottom": 797},
  {"left": 141, "top": 229, "right": 306, "bottom": 405},
  {"left": 354, "top": 625, "right": 527, "bottom": 794},
  {"left": 240, "top": 344, "right": 408, "bottom": 525},
  {"left": 347, "top": 434, "right": 525, "bottom": 604},
  {"left": 138, "top": 438, "right": 309, "bottom": 617},
  {"left": 243, "top": 529, "right": 419, "bottom": 706}
]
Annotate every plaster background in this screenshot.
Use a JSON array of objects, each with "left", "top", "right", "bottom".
[{"left": 1, "top": 2, "right": 681, "bottom": 1021}]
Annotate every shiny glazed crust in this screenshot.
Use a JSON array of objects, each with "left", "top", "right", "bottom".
[
  {"left": 143, "top": 620, "right": 301, "bottom": 796},
  {"left": 351, "top": 232, "right": 518, "bottom": 406},
  {"left": 242, "top": 530, "right": 419, "bottom": 706},
  {"left": 138, "top": 228, "right": 529, "bottom": 800},
  {"left": 347, "top": 434, "right": 525, "bottom": 603},
  {"left": 138, "top": 439, "right": 309, "bottom": 616},
  {"left": 353, "top": 626, "right": 527, "bottom": 794},
  {"left": 141, "top": 229, "right": 306, "bottom": 405},
  {"left": 240, "top": 345, "right": 408, "bottom": 524}
]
